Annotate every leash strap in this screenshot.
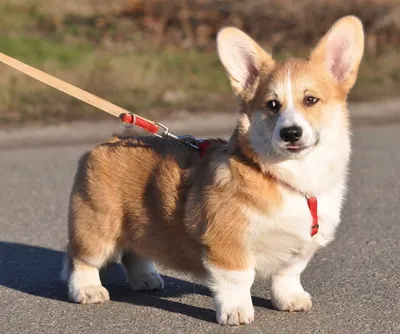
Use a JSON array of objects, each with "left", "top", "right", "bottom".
[
  {"left": 120, "top": 113, "right": 159, "bottom": 134},
  {"left": 0, "top": 52, "right": 196, "bottom": 146},
  {"left": 0, "top": 51, "right": 158, "bottom": 128}
]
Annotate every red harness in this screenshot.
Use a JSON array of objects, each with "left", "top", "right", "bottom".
[
  {"left": 199, "top": 141, "right": 319, "bottom": 237},
  {"left": 307, "top": 197, "right": 319, "bottom": 237}
]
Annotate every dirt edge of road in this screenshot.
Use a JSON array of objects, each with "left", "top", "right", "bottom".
[{"left": 1, "top": 99, "right": 399, "bottom": 150}]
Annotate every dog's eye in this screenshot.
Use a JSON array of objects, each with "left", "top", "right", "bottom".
[
  {"left": 265, "top": 100, "right": 281, "bottom": 113},
  {"left": 304, "top": 96, "right": 319, "bottom": 106}
]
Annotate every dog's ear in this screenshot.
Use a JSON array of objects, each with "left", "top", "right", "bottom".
[
  {"left": 217, "top": 27, "right": 274, "bottom": 102},
  {"left": 311, "top": 16, "right": 364, "bottom": 92}
]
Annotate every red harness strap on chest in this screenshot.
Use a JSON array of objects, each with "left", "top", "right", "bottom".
[
  {"left": 307, "top": 196, "right": 319, "bottom": 236},
  {"left": 198, "top": 141, "right": 319, "bottom": 237}
]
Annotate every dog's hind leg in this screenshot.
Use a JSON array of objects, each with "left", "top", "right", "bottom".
[
  {"left": 122, "top": 251, "right": 164, "bottom": 291},
  {"left": 65, "top": 199, "right": 119, "bottom": 304},
  {"left": 67, "top": 255, "right": 110, "bottom": 304},
  {"left": 65, "top": 232, "right": 118, "bottom": 304}
]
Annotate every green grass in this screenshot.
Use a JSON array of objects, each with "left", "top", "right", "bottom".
[
  {"left": 2, "top": 35, "right": 400, "bottom": 125},
  {"left": 0, "top": 36, "right": 93, "bottom": 68},
  {"left": 0, "top": 38, "right": 232, "bottom": 124},
  {"left": 352, "top": 52, "right": 400, "bottom": 101},
  {"left": 0, "top": 0, "right": 399, "bottom": 126}
]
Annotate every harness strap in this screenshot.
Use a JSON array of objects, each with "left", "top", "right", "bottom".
[
  {"left": 198, "top": 141, "right": 211, "bottom": 158},
  {"left": 307, "top": 196, "right": 319, "bottom": 236}
]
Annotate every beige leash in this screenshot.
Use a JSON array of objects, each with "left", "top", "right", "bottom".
[
  {"left": 0, "top": 51, "right": 201, "bottom": 146},
  {"left": 0, "top": 51, "right": 159, "bottom": 129}
]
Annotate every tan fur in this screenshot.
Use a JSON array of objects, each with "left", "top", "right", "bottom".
[{"left": 185, "top": 140, "right": 281, "bottom": 270}]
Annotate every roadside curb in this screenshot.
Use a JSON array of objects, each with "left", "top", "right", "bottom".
[
  {"left": 0, "top": 112, "right": 237, "bottom": 150},
  {"left": 350, "top": 98, "right": 400, "bottom": 125},
  {"left": 1, "top": 99, "right": 399, "bottom": 150}
]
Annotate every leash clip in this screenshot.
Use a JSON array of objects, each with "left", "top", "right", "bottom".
[
  {"left": 120, "top": 114, "right": 200, "bottom": 150},
  {"left": 154, "top": 122, "right": 175, "bottom": 139},
  {"left": 177, "top": 135, "right": 200, "bottom": 149},
  {"left": 155, "top": 123, "right": 199, "bottom": 149}
]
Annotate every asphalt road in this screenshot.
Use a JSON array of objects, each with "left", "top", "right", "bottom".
[{"left": 0, "top": 119, "right": 399, "bottom": 334}]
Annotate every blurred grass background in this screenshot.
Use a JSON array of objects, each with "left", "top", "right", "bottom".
[{"left": 0, "top": 0, "right": 399, "bottom": 125}]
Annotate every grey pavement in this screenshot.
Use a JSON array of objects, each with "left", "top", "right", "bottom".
[{"left": 0, "top": 111, "right": 399, "bottom": 333}]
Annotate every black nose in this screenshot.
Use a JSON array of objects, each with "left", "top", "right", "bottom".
[{"left": 280, "top": 126, "right": 303, "bottom": 142}]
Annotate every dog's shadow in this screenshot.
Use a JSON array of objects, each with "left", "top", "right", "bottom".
[{"left": 0, "top": 242, "right": 273, "bottom": 323}]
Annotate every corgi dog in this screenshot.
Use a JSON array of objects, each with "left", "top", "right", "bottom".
[{"left": 62, "top": 16, "right": 364, "bottom": 326}]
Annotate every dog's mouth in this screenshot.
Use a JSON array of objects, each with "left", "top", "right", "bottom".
[
  {"left": 283, "top": 135, "right": 320, "bottom": 155},
  {"left": 286, "top": 144, "right": 309, "bottom": 153},
  {"left": 279, "top": 139, "right": 320, "bottom": 157},
  {"left": 270, "top": 135, "right": 320, "bottom": 159}
]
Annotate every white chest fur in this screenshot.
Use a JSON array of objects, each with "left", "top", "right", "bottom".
[{"left": 244, "top": 182, "right": 345, "bottom": 277}]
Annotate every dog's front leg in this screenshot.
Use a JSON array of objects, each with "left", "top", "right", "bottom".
[
  {"left": 205, "top": 262, "right": 255, "bottom": 325},
  {"left": 270, "top": 256, "right": 313, "bottom": 312}
]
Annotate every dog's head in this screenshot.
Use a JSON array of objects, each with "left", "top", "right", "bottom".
[{"left": 217, "top": 16, "right": 364, "bottom": 161}]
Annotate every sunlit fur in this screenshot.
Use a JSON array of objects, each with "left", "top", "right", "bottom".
[{"left": 63, "top": 16, "right": 364, "bottom": 326}]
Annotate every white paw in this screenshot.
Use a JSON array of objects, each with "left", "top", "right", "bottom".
[
  {"left": 129, "top": 272, "right": 164, "bottom": 291},
  {"left": 68, "top": 267, "right": 109, "bottom": 304},
  {"left": 217, "top": 305, "right": 255, "bottom": 326},
  {"left": 272, "top": 290, "right": 312, "bottom": 312},
  {"left": 71, "top": 286, "right": 110, "bottom": 304}
]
